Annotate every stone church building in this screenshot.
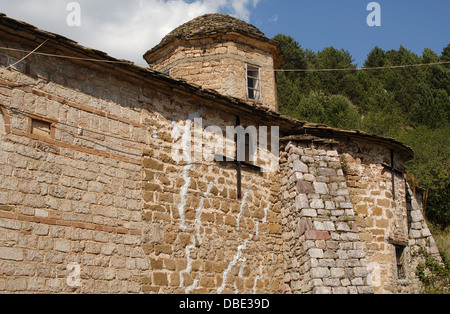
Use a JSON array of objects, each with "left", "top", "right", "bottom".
[{"left": 0, "top": 13, "right": 441, "bottom": 294}]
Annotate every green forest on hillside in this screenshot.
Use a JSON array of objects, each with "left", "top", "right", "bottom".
[{"left": 273, "top": 34, "right": 450, "bottom": 230}]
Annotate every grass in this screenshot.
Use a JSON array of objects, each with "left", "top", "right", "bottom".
[
  {"left": 429, "top": 223, "right": 450, "bottom": 261},
  {"left": 418, "top": 222, "right": 450, "bottom": 294}
]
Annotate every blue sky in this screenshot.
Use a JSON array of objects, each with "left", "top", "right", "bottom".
[
  {"left": 248, "top": 0, "right": 450, "bottom": 67},
  {"left": 0, "top": 0, "right": 449, "bottom": 67}
]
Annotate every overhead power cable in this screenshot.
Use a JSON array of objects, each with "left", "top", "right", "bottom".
[
  {"left": 1, "top": 46, "right": 449, "bottom": 72},
  {"left": 274, "top": 61, "right": 450, "bottom": 72},
  {"left": 5, "top": 39, "right": 49, "bottom": 70},
  {"left": 0, "top": 46, "right": 141, "bottom": 66}
]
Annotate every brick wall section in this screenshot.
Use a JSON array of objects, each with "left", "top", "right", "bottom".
[{"left": 281, "top": 140, "right": 373, "bottom": 294}]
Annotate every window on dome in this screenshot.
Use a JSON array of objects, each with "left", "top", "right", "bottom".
[{"left": 247, "top": 64, "right": 261, "bottom": 102}]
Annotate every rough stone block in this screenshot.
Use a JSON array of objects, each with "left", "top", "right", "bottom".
[
  {"left": 301, "top": 156, "right": 315, "bottom": 164},
  {"left": 293, "top": 160, "right": 308, "bottom": 173},
  {"left": 325, "top": 201, "right": 335, "bottom": 210},
  {"left": 54, "top": 240, "right": 71, "bottom": 253},
  {"left": 332, "top": 287, "right": 349, "bottom": 294},
  {"left": 313, "top": 182, "right": 329, "bottom": 195},
  {"left": 300, "top": 208, "right": 317, "bottom": 218},
  {"left": 143, "top": 223, "right": 165, "bottom": 244},
  {"left": 303, "top": 174, "right": 316, "bottom": 182},
  {"left": 323, "top": 221, "right": 336, "bottom": 231},
  {"left": 317, "top": 168, "right": 336, "bottom": 176},
  {"left": 305, "top": 230, "right": 330, "bottom": 241},
  {"left": 268, "top": 223, "right": 281, "bottom": 234},
  {"left": 153, "top": 272, "right": 168, "bottom": 286},
  {"left": 309, "top": 248, "right": 324, "bottom": 258},
  {"left": 330, "top": 268, "right": 345, "bottom": 278},
  {"left": 0, "top": 247, "right": 23, "bottom": 261},
  {"left": 324, "top": 278, "right": 341, "bottom": 287},
  {"left": 295, "top": 194, "right": 309, "bottom": 210},
  {"left": 410, "top": 230, "right": 421, "bottom": 239},
  {"left": 340, "top": 202, "right": 353, "bottom": 209},
  {"left": 313, "top": 286, "right": 332, "bottom": 294},
  {"left": 357, "top": 286, "right": 375, "bottom": 294},
  {"left": 311, "top": 267, "right": 330, "bottom": 279},
  {"left": 297, "top": 181, "right": 314, "bottom": 194},
  {"left": 298, "top": 217, "right": 313, "bottom": 236},
  {"left": 310, "top": 199, "right": 324, "bottom": 209},
  {"left": 7, "top": 278, "right": 27, "bottom": 292},
  {"left": 353, "top": 267, "right": 368, "bottom": 277},
  {"left": 411, "top": 210, "right": 424, "bottom": 223}
]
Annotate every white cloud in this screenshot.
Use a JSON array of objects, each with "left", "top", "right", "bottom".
[{"left": 0, "top": 0, "right": 261, "bottom": 66}]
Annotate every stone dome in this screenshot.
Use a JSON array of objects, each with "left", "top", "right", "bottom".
[
  {"left": 143, "top": 13, "right": 283, "bottom": 111},
  {"left": 162, "top": 14, "right": 267, "bottom": 44},
  {"left": 144, "top": 14, "right": 278, "bottom": 60}
]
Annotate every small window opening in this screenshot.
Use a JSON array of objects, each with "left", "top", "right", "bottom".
[
  {"left": 31, "top": 118, "right": 52, "bottom": 137},
  {"left": 395, "top": 245, "right": 407, "bottom": 281},
  {"left": 247, "top": 65, "right": 261, "bottom": 102}
]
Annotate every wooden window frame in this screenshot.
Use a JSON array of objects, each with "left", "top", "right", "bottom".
[
  {"left": 391, "top": 242, "right": 409, "bottom": 285},
  {"left": 246, "top": 64, "right": 261, "bottom": 102},
  {"left": 27, "top": 114, "right": 57, "bottom": 139}
]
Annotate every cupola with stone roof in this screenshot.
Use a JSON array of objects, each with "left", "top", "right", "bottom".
[{"left": 144, "top": 14, "right": 283, "bottom": 111}]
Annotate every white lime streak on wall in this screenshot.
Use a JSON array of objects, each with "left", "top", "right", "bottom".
[
  {"left": 180, "top": 236, "right": 196, "bottom": 292},
  {"left": 195, "top": 178, "right": 218, "bottom": 246},
  {"left": 236, "top": 185, "right": 252, "bottom": 230},
  {"left": 173, "top": 110, "right": 203, "bottom": 230},
  {"left": 218, "top": 235, "right": 253, "bottom": 294}
]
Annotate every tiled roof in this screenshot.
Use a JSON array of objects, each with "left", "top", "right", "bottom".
[{"left": 0, "top": 12, "right": 414, "bottom": 160}]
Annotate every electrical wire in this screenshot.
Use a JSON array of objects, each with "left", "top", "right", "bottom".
[
  {"left": 5, "top": 39, "right": 49, "bottom": 70},
  {"left": 1, "top": 46, "right": 449, "bottom": 72},
  {"left": 274, "top": 61, "right": 450, "bottom": 72},
  {"left": 0, "top": 46, "right": 146, "bottom": 67}
]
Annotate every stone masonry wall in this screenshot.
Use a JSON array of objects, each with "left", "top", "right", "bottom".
[
  {"left": 139, "top": 100, "right": 284, "bottom": 293},
  {"left": 0, "top": 36, "right": 284, "bottom": 293},
  {"left": 280, "top": 140, "right": 373, "bottom": 294},
  {"left": 0, "top": 63, "right": 147, "bottom": 293},
  {"left": 340, "top": 142, "right": 412, "bottom": 293},
  {"left": 406, "top": 183, "right": 443, "bottom": 293},
  {"left": 0, "top": 23, "right": 441, "bottom": 295},
  {"left": 336, "top": 140, "right": 441, "bottom": 294},
  {"left": 279, "top": 137, "right": 442, "bottom": 295},
  {"left": 150, "top": 38, "right": 278, "bottom": 111}
]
